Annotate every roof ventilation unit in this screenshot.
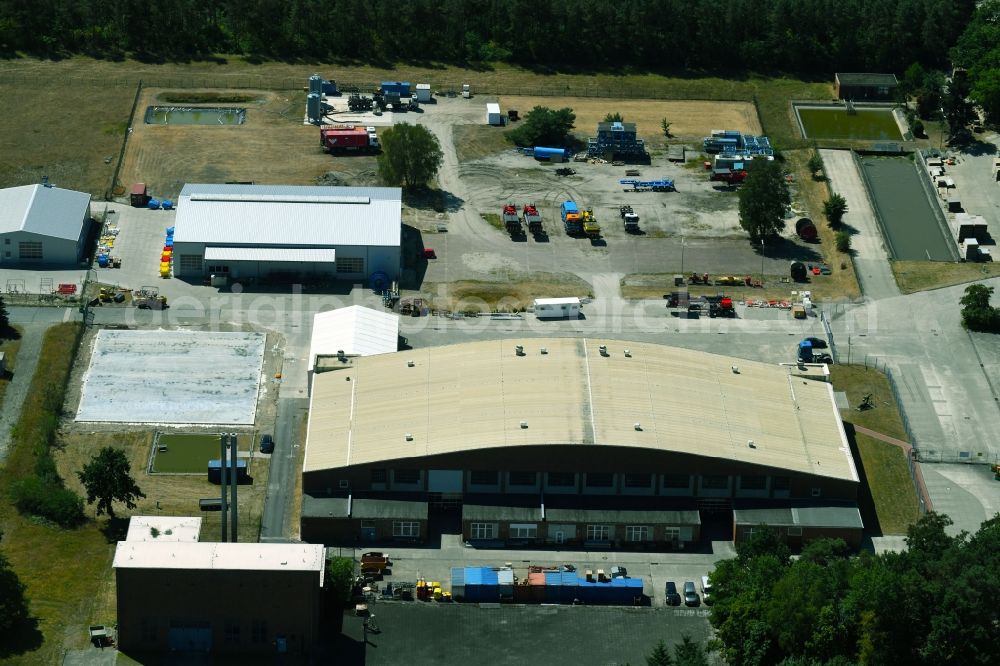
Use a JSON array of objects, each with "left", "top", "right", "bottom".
[
  {"left": 540, "top": 347, "right": 547, "bottom": 355},
  {"left": 747, "top": 440, "right": 756, "bottom": 448},
  {"left": 515, "top": 345, "right": 525, "bottom": 356},
  {"left": 624, "top": 349, "right": 631, "bottom": 357},
  {"left": 599, "top": 345, "right": 608, "bottom": 357},
  {"left": 732, "top": 365, "right": 740, "bottom": 374},
  {"left": 405, "top": 433, "right": 413, "bottom": 441},
  {"left": 520, "top": 421, "right": 528, "bottom": 429},
  {"left": 634, "top": 422, "right": 642, "bottom": 431},
  {"left": 407, "top": 360, "right": 415, "bottom": 367}
]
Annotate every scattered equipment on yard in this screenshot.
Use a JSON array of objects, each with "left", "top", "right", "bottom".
[
  {"left": 133, "top": 286, "right": 167, "bottom": 310},
  {"left": 507, "top": 109, "right": 519, "bottom": 122},
  {"left": 502, "top": 204, "right": 522, "bottom": 236},
  {"left": 703, "top": 130, "right": 774, "bottom": 157},
  {"left": 857, "top": 393, "right": 874, "bottom": 411},
  {"left": 348, "top": 94, "right": 374, "bottom": 111},
  {"left": 555, "top": 167, "right": 576, "bottom": 176},
  {"left": 561, "top": 201, "right": 583, "bottom": 235},
  {"left": 415, "top": 83, "right": 432, "bottom": 103},
  {"left": 522, "top": 204, "right": 543, "bottom": 233},
  {"left": 320, "top": 126, "right": 379, "bottom": 153},
  {"left": 462, "top": 84, "right": 471, "bottom": 98},
  {"left": 619, "top": 178, "right": 674, "bottom": 192},
  {"left": 620, "top": 205, "right": 640, "bottom": 232},
  {"left": 687, "top": 273, "right": 710, "bottom": 285},
  {"left": 582, "top": 209, "right": 601, "bottom": 239},
  {"left": 710, "top": 168, "right": 748, "bottom": 184},
  {"left": 795, "top": 218, "right": 818, "bottom": 242}
]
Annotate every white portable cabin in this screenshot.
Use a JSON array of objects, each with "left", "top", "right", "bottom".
[
  {"left": 416, "top": 84, "right": 432, "bottom": 103},
  {"left": 486, "top": 103, "right": 502, "bottom": 126},
  {"left": 533, "top": 297, "right": 581, "bottom": 319}
]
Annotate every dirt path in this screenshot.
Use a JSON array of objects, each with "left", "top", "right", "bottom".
[{"left": 0, "top": 323, "right": 47, "bottom": 461}]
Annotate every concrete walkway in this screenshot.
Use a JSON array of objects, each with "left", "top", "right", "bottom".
[
  {"left": 0, "top": 323, "right": 47, "bottom": 462},
  {"left": 820, "top": 149, "right": 900, "bottom": 301}
]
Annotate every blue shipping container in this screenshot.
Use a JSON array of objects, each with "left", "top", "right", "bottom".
[
  {"left": 380, "top": 81, "right": 411, "bottom": 96},
  {"left": 559, "top": 572, "right": 578, "bottom": 603}
]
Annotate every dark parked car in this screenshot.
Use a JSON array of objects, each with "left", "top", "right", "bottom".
[
  {"left": 259, "top": 433, "right": 274, "bottom": 454},
  {"left": 813, "top": 352, "right": 834, "bottom": 365},
  {"left": 803, "top": 337, "right": 828, "bottom": 349},
  {"left": 665, "top": 581, "right": 682, "bottom": 606},
  {"left": 683, "top": 581, "right": 700, "bottom": 607}
]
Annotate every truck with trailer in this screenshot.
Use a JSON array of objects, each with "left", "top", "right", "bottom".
[
  {"left": 321, "top": 126, "right": 379, "bottom": 153},
  {"left": 533, "top": 297, "right": 581, "bottom": 319},
  {"left": 561, "top": 201, "right": 582, "bottom": 235},
  {"left": 522, "top": 204, "right": 543, "bottom": 233},
  {"left": 581, "top": 208, "right": 601, "bottom": 239},
  {"left": 620, "top": 205, "right": 640, "bottom": 233},
  {"left": 502, "top": 204, "right": 523, "bottom": 236},
  {"left": 619, "top": 178, "right": 674, "bottom": 192}
]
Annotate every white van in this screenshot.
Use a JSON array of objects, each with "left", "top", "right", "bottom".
[{"left": 701, "top": 575, "right": 713, "bottom": 605}]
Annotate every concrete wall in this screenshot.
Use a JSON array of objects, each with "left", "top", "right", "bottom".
[
  {"left": 172, "top": 242, "right": 400, "bottom": 281},
  {"left": 461, "top": 517, "right": 700, "bottom": 549},
  {"left": 733, "top": 523, "right": 863, "bottom": 550},
  {"left": 0, "top": 229, "right": 82, "bottom": 267},
  {"left": 116, "top": 567, "right": 321, "bottom": 655},
  {"left": 303, "top": 446, "right": 860, "bottom": 502}
]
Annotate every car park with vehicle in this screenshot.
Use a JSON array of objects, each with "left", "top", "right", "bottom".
[{"left": 683, "top": 581, "right": 700, "bottom": 606}]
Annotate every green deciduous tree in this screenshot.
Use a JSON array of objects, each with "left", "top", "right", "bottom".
[
  {"left": 376, "top": 123, "right": 444, "bottom": 189},
  {"left": 0, "top": 533, "right": 31, "bottom": 637},
  {"left": 506, "top": 106, "right": 576, "bottom": 147},
  {"left": 835, "top": 231, "right": 851, "bottom": 253},
  {"left": 324, "top": 557, "right": 355, "bottom": 608},
  {"left": 823, "top": 194, "right": 848, "bottom": 228},
  {"left": 661, "top": 118, "right": 673, "bottom": 139},
  {"left": 737, "top": 161, "right": 790, "bottom": 244},
  {"left": 970, "top": 68, "right": 1000, "bottom": 125},
  {"left": 960, "top": 283, "right": 1000, "bottom": 332},
  {"left": 77, "top": 447, "right": 145, "bottom": 518},
  {"left": 0, "top": 296, "right": 10, "bottom": 335},
  {"left": 604, "top": 112, "right": 624, "bottom": 123}
]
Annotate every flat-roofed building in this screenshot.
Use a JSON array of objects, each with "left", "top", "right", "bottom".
[{"left": 114, "top": 517, "right": 325, "bottom": 656}]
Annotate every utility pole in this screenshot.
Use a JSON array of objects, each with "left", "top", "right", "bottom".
[
  {"left": 230, "top": 433, "right": 239, "bottom": 542},
  {"left": 760, "top": 239, "right": 765, "bottom": 285},
  {"left": 220, "top": 435, "right": 228, "bottom": 542}
]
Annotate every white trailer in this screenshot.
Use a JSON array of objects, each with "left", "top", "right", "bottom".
[
  {"left": 416, "top": 84, "right": 432, "bottom": 103},
  {"left": 487, "top": 102, "right": 502, "bottom": 126},
  {"left": 533, "top": 297, "right": 581, "bottom": 319}
]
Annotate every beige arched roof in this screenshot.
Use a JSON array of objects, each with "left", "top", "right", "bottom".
[{"left": 304, "top": 338, "right": 857, "bottom": 482}]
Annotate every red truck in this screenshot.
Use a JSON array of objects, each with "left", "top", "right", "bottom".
[
  {"left": 502, "top": 204, "right": 522, "bottom": 236},
  {"left": 320, "top": 126, "right": 380, "bottom": 153},
  {"left": 522, "top": 203, "right": 542, "bottom": 233}
]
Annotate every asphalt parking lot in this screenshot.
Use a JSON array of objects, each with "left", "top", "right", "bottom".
[{"left": 332, "top": 602, "right": 713, "bottom": 666}]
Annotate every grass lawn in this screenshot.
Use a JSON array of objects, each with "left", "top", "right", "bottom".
[
  {"left": 854, "top": 432, "right": 921, "bottom": 535},
  {"left": 150, "top": 433, "right": 225, "bottom": 473},
  {"left": 890, "top": 260, "right": 1000, "bottom": 294},
  {"left": 830, "top": 364, "right": 920, "bottom": 535}
]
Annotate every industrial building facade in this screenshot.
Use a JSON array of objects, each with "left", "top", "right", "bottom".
[
  {"left": 301, "top": 339, "right": 862, "bottom": 549},
  {"left": 114, "top": 517, "right": 325, "bottom": 656},
  {"left": 0, "top": 183, "right": 92, "bottom": 266},
  {"left": 171, "top": 184, "right": 401, "bottom": 283}
]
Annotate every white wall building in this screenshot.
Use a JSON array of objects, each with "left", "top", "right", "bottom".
[
  {"left": 171, "top": 184, "right": 401, "bottom": 283},
  {"left": 0, "top": 183, "right": 92, "bottom": 266}
]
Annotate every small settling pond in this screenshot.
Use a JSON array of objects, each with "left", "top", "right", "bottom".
[
  {"left": 797, "top": 106, "right": 902, "bottom": 141},
  {"left": 144, "top": 106, "right": 246, "bottom": 125}
]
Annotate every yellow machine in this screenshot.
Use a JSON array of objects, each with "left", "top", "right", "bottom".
[{"left": 582, "top": 208, "right": 601, "bottom": 239}]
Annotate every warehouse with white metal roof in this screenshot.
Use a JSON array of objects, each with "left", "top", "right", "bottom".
[
  {"left": 0, "top": 182, "right": 92, "bottom": 266},
  {"left": 171, "top": 184, "right": 401, "bottom": 283},
  {"left": 300, "top": 338, "right": 863, "bottom": 550}
]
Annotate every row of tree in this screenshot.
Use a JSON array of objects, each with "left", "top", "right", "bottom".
[
  {"left": 709, "top": 513, "right": 1000, "bottom": 665},
  {"left": 0, "top": 0, "right": 975, "bottom": 74},
  {"left": 951, "top": 0, "right": 1000, "bottom": 124}
]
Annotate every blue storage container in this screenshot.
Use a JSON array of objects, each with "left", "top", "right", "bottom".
[
  {"left": 543, "top": 571, "right": 561, "bottom": 603},
  {"left": 161, "top": 199, "right": 173, "bottom": 210},
  {"left": 559, "top": 572, "right": 578, "bottom": 603},
  {"left": 97, "top": 254, "right": 109, "bottom": 267},
  {"left": 625, "top": 578, "right": 644, "bottom": 603},
  {"left": 164, "top": 238, "right": 174, "bottom": 248},
  {"left": 166, "top": 226, "right": 175, "bottom": 236},
  {"left": 380, "top": 81, "right": 411, "bottom": 96},
  {"left": 533, "top": 146, "right": 566, "bottom": 160},
  {"left": 147, "top": 199, "right": 160, "bottom": 210},
  {"left": 451, "top": 567, "right": 466, "bottom": 599}
]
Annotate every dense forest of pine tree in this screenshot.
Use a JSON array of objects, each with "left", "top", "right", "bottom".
[{"left": 0, "top": 0, "right": 976, "bottom": 75}]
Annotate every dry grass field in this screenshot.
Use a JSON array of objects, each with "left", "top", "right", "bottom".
[
  {"left": 0, "top": 80, "right": 134, "bottom": 196},
  {"left": 499, "top": 96, "right": 763, "bottom": 141},
  {"left": 119, "top": 87, "right": 369, "bottom": 197},
  {"left": 891, "top": 260, "right": 1000, "bottom": 294}
]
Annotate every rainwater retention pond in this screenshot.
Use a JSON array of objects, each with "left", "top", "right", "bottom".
[
  {"left": 144, "top": 106, "right": 246, "bottom": 125},
  {"left": 796, "top": 105, "right": 903, "bottom": 141},
  {"left": 858, "top": 156, "right": 954, "bottom": 260}
]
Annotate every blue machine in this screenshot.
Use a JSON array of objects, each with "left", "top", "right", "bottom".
[
  {"left": 798, "top": 339, "right": 813, "bottom": 362},
  {"left": 619, "top": 178, "right": 675, "bottom": 192},
  {"left": 161, "top": 199, "right": 173, "bottom": 210}
]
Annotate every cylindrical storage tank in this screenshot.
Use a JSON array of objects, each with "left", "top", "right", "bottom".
[
  {"left": 795, "top": 218, "right": 817, "bottom": 242},
  {"left": 307, "top": 93, "right": 322, "bottom": 124},
  {"left": 790, "top": 261, "right": 808, "bottom": 281},
  {"left": 309, "top": 74, "right": 323, "bottom": 96},
  {"left": 533, "top": 146, "right": 566, "bottom": 161}
]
